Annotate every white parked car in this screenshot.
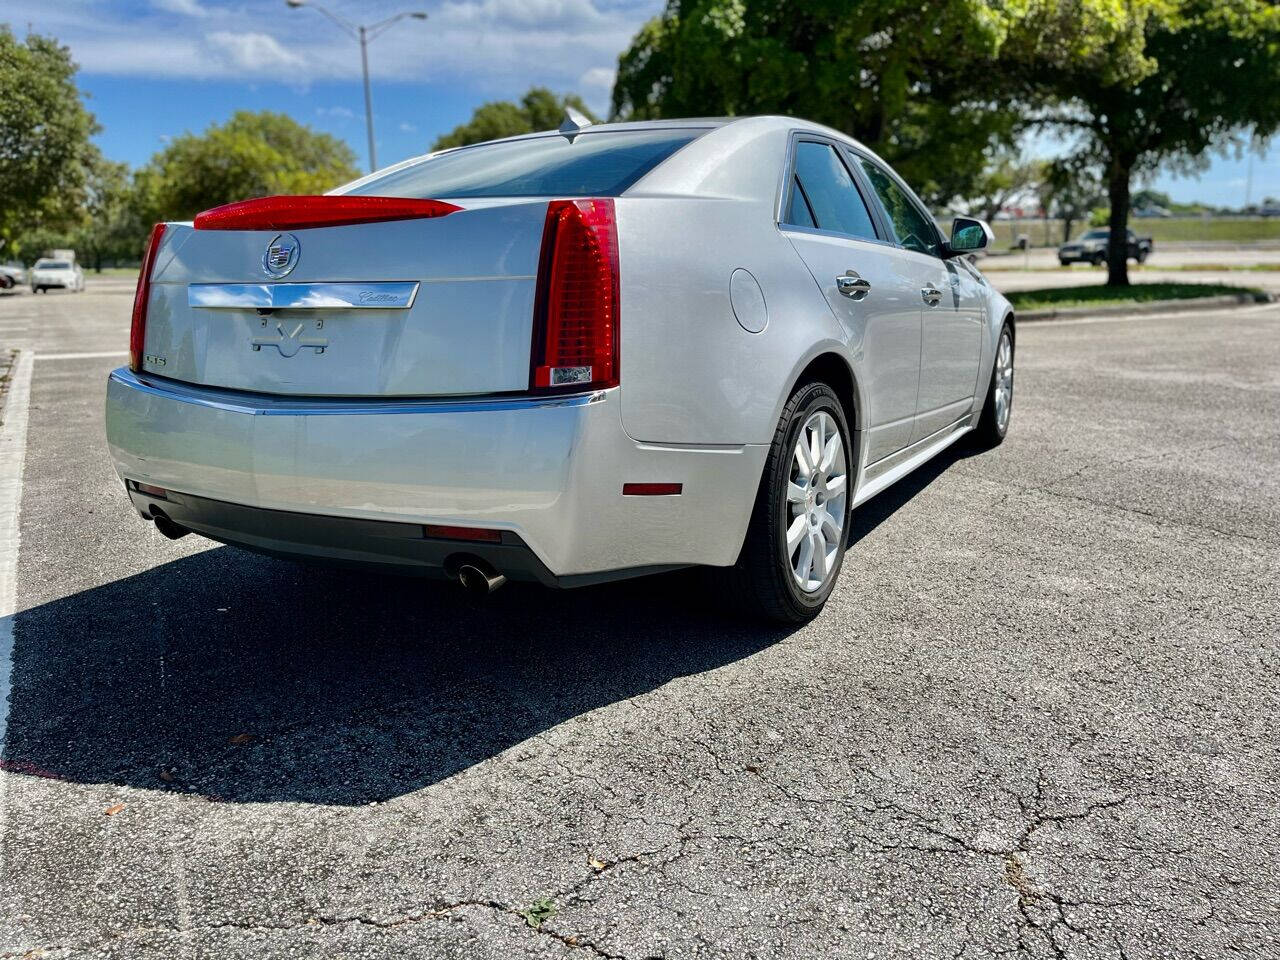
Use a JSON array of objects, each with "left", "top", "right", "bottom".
[
  {"left": 30, "top": 258, "right": 85, "bottom": 293},
  {"left": 105, "top": 116, "right": 1014, "bottom": 622},
  {"left": 0, "top": 262, "right": 25, "bottom": 290}
]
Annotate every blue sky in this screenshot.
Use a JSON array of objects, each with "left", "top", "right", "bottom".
[{"left": 9, "top": 0, "right": 1278, "bottom": 206}]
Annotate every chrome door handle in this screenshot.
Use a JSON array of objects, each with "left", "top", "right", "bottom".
[
  {"left": 836, "top": 271, "right": 871, "bottom": 300},
  {"left": 921, "top": 286, "right": 943, "bottom": 306}
]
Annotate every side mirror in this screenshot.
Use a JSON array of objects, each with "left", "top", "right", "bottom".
[{"left": 945, "top": 217, "right": 995, "bottom": 257}]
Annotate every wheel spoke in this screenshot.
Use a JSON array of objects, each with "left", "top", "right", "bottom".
[
  {"left": 825, "top": 473, "right": 847, "bottom": 498},
  {"left": 795, "top": 531, "right": 814, "bottom": 583},
  {"left": 794, "top": 441, "right": 813, "bottom": 479},
  {"left": 787, "top": 481, "right": 808, "bottom": 504},
  {"left": 820, "top": 510, "right": 842, "bottom": 546},
  {"left": 810, "top": 531, "right": 827, "bottom": 580},
  {"left": 820, "top": 431, "right": 842, "bottom": 473},
  {"left": 810, "top": 419, "right": 824, "bottom": 473},
  {"left": 786, "top": 515, "right": 807, "bottom": 553}
]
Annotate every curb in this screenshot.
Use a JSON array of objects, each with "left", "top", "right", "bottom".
[{"left": 1016, "top": 291, "right": 1275, "bottom": 322}]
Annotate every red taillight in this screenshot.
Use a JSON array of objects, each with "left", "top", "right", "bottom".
[
  {"left": 531, "top": 198, "right": 619, "bottom": 391},
  {"left": 192, "top": 195, "right": 462, "bottom": 231},
  {"left": 130, "top": 223, "right": 167, "bottom": 373}
]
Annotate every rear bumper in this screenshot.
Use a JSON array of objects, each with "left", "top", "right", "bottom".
[{"left": 105, "top": 369, "right": 767, "bottom": 580}]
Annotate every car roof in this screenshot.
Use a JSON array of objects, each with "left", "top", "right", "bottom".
[
  {"left": 338, "top": 116, "right": 884, "bottom": 195},
  {"left": 439, "top": 115, "right": 874, "bottom": 151}
]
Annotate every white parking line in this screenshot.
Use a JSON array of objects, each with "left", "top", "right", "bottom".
[
  {"left": 0, "top": 350, "right": 34, "bottom": 881},
  {"left": 35, "top": 350, "right": 129, "bottom": 361}
]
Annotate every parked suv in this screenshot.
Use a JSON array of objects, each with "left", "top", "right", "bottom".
[{"left": 1058, "top": 228, "right": 1153, "bottom": 266}]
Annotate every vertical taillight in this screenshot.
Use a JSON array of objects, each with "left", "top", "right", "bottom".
[
  {"left": 129, "top": 223, "right": 167, "bottom": 373},
  {"left": 531, "top": 198, "right": 619, "bottom": 391}
]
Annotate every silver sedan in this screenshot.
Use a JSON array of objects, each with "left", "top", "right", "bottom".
[{"left": 106, "top": 116, "right": 1014, "bottom": 622}]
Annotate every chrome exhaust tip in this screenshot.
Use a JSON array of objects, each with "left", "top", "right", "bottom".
[{"left": 456, "top": 560, "right": 506, "bottom": 595}]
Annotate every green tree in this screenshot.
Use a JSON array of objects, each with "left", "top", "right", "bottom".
[
  {"left": 1001, "top": 1, "right": 1280, "bottom": 284},
  {"left": 432, "top": 87, "right": 599, "bottom": 150},
  {"left": 0, "top": 27, "right": 99, "bottom": 251},
  {"left": 1044, "top": 157, "right": 1104, "bottom": 244},
  {"left": 137, "top": 110, "right": 360, "bottom": 223},
  {"left": 610, "top": 0, "right": 1021, "bottom": 206},
  {"left": 963, "top": 153, "right": 1043, "bottom": 223}
]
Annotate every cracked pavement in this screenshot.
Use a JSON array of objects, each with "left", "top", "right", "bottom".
[{"left": 0, "top": 283, "right": 1277, "bottom": 958}]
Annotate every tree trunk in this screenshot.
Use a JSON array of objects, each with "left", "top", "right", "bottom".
[
  {"left": 1062, "top": 216, "right": 1075, "bottom": 246},
  {"left": 1106, "top": 154, "right": 1132, "bottom": 286}
]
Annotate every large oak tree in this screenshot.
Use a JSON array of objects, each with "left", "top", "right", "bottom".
[
  {"left": 1003, "top": 0, "right": 1280, "bottom": 284},
  {"left": 610, "top": 0, "right": 1021, "bottom": 206},
  {"left": 135, "top": 111, "right": 361, "bottom": 224},
  {"left": 0, "top": 28, "right": 98, "bottom": 252}
]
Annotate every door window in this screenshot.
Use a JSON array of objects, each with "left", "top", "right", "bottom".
[
  {"left": 854, "top": 157, "right": 942, "bottom": 257},
  {"left": 784, "top": 141, "right": 878, "bottom": 241}
]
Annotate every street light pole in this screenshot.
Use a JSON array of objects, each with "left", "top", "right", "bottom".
[
  {"left": 358, "top": 25, "right": 375, "bottom": 170},
  {"left": 285, "top": 1, "right": 428, "bottom": 173}
]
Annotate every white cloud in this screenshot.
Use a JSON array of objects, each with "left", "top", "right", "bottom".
[
  {"left": 10, "top": 0, "right": 659, "bottom": 111},
  {"left": 398, "top": 121, "right": 418, "bottom": 132},
  {"left": 151, "top": 0, "right": 208, "bottom": 17},
  {"left": 579, "top": 66, "right": 615, "bottom": 91},
  {"left": 205, "top": 31, "right": 305, "bottom": 73},
  {"left": 317, "top": 105, "right": 356, "bottom": 120},
  {"left": 5, "top": 0, "right": 655, "bottom": 96}
]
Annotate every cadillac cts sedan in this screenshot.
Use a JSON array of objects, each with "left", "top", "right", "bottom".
[{"left": 106, "top": 116, "right": 1015, "bottom": 622}]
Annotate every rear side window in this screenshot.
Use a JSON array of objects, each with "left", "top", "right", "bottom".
[
  {"left": 854, "top": 156, "right": 942, "bottom": 257},
  {"left": 346, "top": 129, "right": 703, "bottom": 199},
  {"left": 784, "top": 141, "right": 878, "bottom": 241}
]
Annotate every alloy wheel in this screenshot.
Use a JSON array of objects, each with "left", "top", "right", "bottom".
[
  {"left": 785, "top": 410, "right": 848, "bottom": 593},
  {"left": 994, "top": 329, "right": 1014, "bottom": 433}
]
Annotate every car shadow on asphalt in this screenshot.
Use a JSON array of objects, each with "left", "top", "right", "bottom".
[
  {"left": 4, "top": 439, "right": 979, "bottom": 807},
  {"left": 4, "top": 552, "right": 793, "bottom": 806}
]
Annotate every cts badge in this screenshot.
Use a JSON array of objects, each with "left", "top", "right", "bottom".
[{"left": 262, "top": 233, "right": 301, "bottom": 278}]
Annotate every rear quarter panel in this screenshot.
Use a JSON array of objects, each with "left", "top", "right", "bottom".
[{"left": 617, "top": 123, "right": 850, "bottom": 445}]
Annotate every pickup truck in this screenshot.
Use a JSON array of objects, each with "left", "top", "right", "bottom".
[{"left": 1058, "top": 228, "right": 1153, "bottom": 266}]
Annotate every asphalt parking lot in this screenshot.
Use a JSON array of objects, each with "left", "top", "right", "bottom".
[{"left": 1, "top": 281, "right": 1278, "bottom": 959}]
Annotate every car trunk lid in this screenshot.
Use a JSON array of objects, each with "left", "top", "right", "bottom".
[{"left": 142, "top": 199, "right": 546, "bottom": 397}]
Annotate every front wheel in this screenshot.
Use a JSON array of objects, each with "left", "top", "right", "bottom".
[
  {"left": 974, "top": 322, "right": 1014, "bottom": 447},
  {"left": 728, "top": 381, "right": 852, "bottom": 623}
]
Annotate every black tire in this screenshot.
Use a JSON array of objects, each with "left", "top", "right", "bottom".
[
  {"left": 1058, "top": 259, "right": 1071, "bottom": 267},
  {"left": 974, "top": 321, "right": 1014, "bottom": 448},
  {"left": 1135, "top": 249, "right": 1148, "bottom": 264},
  {"left": 726, "top": 381, "right": 852, "bottom": 624}
]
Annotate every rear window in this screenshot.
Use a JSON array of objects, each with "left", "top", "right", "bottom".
[
  {"left": 346, "top": 129, "right": 704, "bottom": 199},
  {"left": 37, "top": 261, "right": 71, "bottom": 269}
]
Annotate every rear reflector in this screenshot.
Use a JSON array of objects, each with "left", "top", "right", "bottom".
[
  {"left": 622, "top": 483, "right": 682, "bottom": 496},
  {"left": 423, "top": 524, "right": 503, "bottom": 543},
  {"left": 132, "top": 482, "right": 169, "bottom": 499},
  {"left": 193, "top": 195, "right": 462, "bottom": 231},
  {"left": 129, "top": 222, "right": 167, "bottom": 373},
  {"left": 532, "top": 198, "right": 619, "bottom": 391}
]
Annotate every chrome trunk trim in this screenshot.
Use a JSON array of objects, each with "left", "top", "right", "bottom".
[{"left": 187, "top": 281, "right": 420, "bottom": 310}]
